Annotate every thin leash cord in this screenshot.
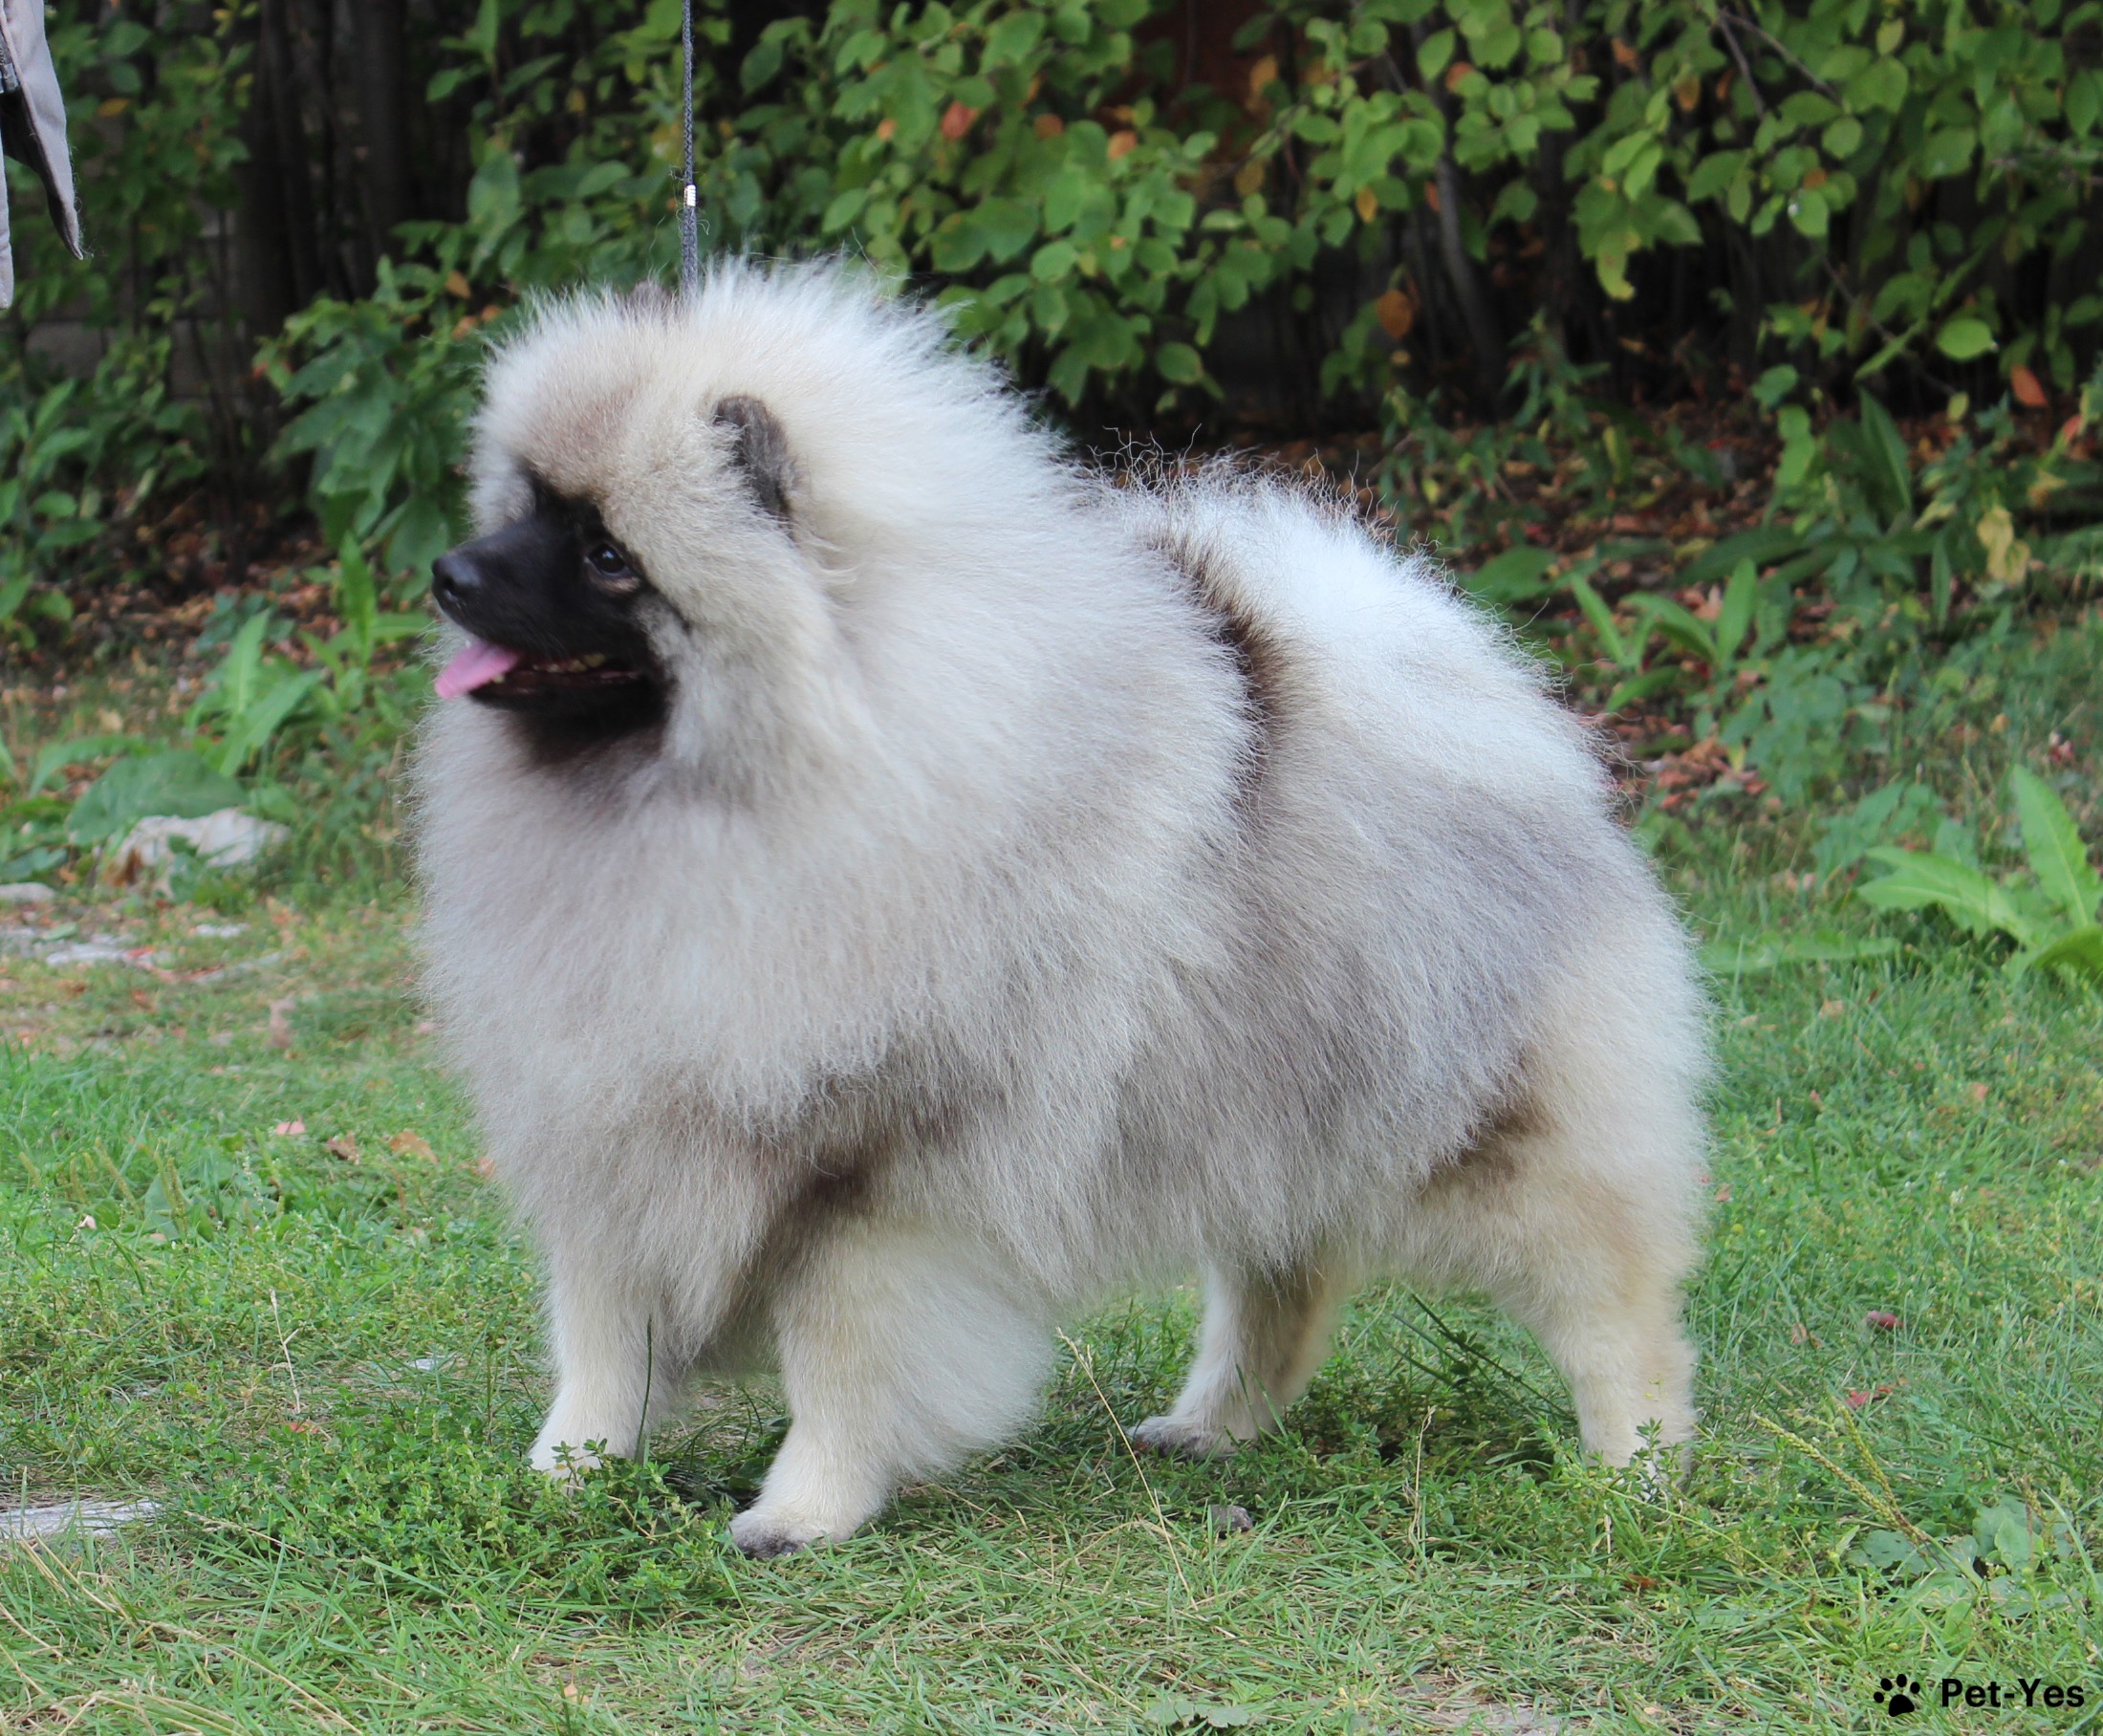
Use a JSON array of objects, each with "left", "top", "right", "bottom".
[{"left": 679, "top": 0, "right": 700, "bottom": 294}]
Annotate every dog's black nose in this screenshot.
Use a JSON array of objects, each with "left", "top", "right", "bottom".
[{"left": 431, "top": 552, "right": 479, "bottom": 612}]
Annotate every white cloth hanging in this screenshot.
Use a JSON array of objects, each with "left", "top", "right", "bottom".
[{"left": 0, "top": 0, "right": 83, "bottom": 310}]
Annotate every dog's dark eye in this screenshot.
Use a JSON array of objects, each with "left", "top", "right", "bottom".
[{"left": 585, "top": 541, "right": 633, "bottom": 579}]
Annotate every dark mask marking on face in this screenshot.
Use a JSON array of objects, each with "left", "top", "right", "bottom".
[
  {"left": 715, "top": 395, "right": 796, "bottom": 522},
  {"left": 429, "top": 482, "right": 669, "bottom": 760}
]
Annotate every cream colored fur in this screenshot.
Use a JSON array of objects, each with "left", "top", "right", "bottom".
[{"left": 413, "top": 261, "right": 1707, "bottom": 1555}]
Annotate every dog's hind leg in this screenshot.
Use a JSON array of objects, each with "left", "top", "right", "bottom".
[
  {"left": 728, "top": 1222, "right": 1051, "bottom": 1557},
  {"left": 1131, "top": 1258, "right": 1353, "bottom": 1459},
  {"left": 1399, "top": 1065, "right": 1702, "bottom": 1471}
]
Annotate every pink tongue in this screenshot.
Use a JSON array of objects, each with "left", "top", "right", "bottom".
[{"left": 435, "top": 639, "right": 523, "bottom": 700}]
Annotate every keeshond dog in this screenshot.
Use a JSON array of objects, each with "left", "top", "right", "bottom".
[{"left": 415, "top": 262, "right": 1706, "bottom": 1557}]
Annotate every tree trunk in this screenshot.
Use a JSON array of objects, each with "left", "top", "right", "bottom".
[{"left": 354, "top": 0, "right": 413, "bottom": 272}]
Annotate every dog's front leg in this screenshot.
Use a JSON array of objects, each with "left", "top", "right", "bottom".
[
  {"left": 727, "top": 1220, "right": 1051, "bottom": 1557},
  {"left": 526, "top": 1160, "right": 776, "bottom": 1479},
  {"left": 528, "top": 1252, "right": 661, "bottom": 1477}
]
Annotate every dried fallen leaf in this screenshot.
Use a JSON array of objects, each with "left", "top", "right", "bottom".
[
  {"left": 325, "top": 1135, "right": 359, "bottom": 1163},
  {"left": 267, "top": 997, "right": 294, "bottom": 1049},
  {"left": 1844, "top": 1384, "right": 1896, "bottom": 1409},
  {"left": 1864, "top": 1310, "right": 1902, "bottom": 1331},
  {"left": 1107, "top": 127, "right": 1137, "bottom": 160},
  {"left": 388, "top": 1130, "right": 436, "bottom": 1161},
  {"left": 475, "top": 1154, "right": 498, "bottom": 1181},
  {"left": 940, "top": 100, "right": 980, "bottom": 141},
  {"left": 1789, "top": 1322, "right": 1822, "bottom": 1346},
  {"left": 2010, "top": 364, "right": 2048, "bottom": 408},
  {"left": 1713, "top": 1183, "right": 1733, "bottom": 1203},
  {"left": 1376, "top": 287, "right": 1415, "bottom": 339},
  {"left": 272, "top": 1119, "right": 306, "bottom": 1138},
  {"left": 1969, "top": 1081, "right": 1989, "bottom": 1102}
]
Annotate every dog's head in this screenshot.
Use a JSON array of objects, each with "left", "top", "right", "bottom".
[
  {"left": 430, "top": 262, "right": 1045, "bottom": 786},
  {"left": 430, "top": 277, "right": 826, "bottom": 768}
]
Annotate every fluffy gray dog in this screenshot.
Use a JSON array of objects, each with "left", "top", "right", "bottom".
[{"left": 414, "top": 262, "right": 1706, "bottom": 1557}]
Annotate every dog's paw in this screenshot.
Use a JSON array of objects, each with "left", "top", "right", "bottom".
[
  {"left": 1130, "top": 1414, "right": 1241, "bottom": 1460},
  {"left": 1600, "top": 1439, "right": 1691, "bottom": 1497},
  {"left": 529, "top": 1432, "right": 611, "bottom": 1484},
  {"left": 727, "top": 1508, "right": 823, "bottom": 1560}
]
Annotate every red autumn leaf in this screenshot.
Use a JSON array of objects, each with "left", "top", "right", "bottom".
[{"left": 1844, "top": 1384, "right": 1895, "bottom": 1409}]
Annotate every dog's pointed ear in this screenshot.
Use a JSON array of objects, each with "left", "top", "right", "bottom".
[
  {"left": 714, "top": 395, "right": 796, "bottom": 522},
  {"left": 623, "top": 280, "right": 676, "bottom": 320}
]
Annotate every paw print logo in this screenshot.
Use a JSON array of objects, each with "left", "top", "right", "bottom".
[{"left": 1874, "top": 1675, "right": 1921, "bottom": 1717}]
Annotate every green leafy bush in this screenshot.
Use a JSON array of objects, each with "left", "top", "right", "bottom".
[
  {"left": 1859, "top": 767, "right": 2103, "bottom": 983},
  {"left": 2, "top": 10, "right": 252, "bottom": 626},
  {"left": 8, "top": 0, "right": 2102, "bottom": 845}
]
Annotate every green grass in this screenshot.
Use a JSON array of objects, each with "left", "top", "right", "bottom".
[{"left": 2, "top": 621, "right": 2099, "bottom": 1733}]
